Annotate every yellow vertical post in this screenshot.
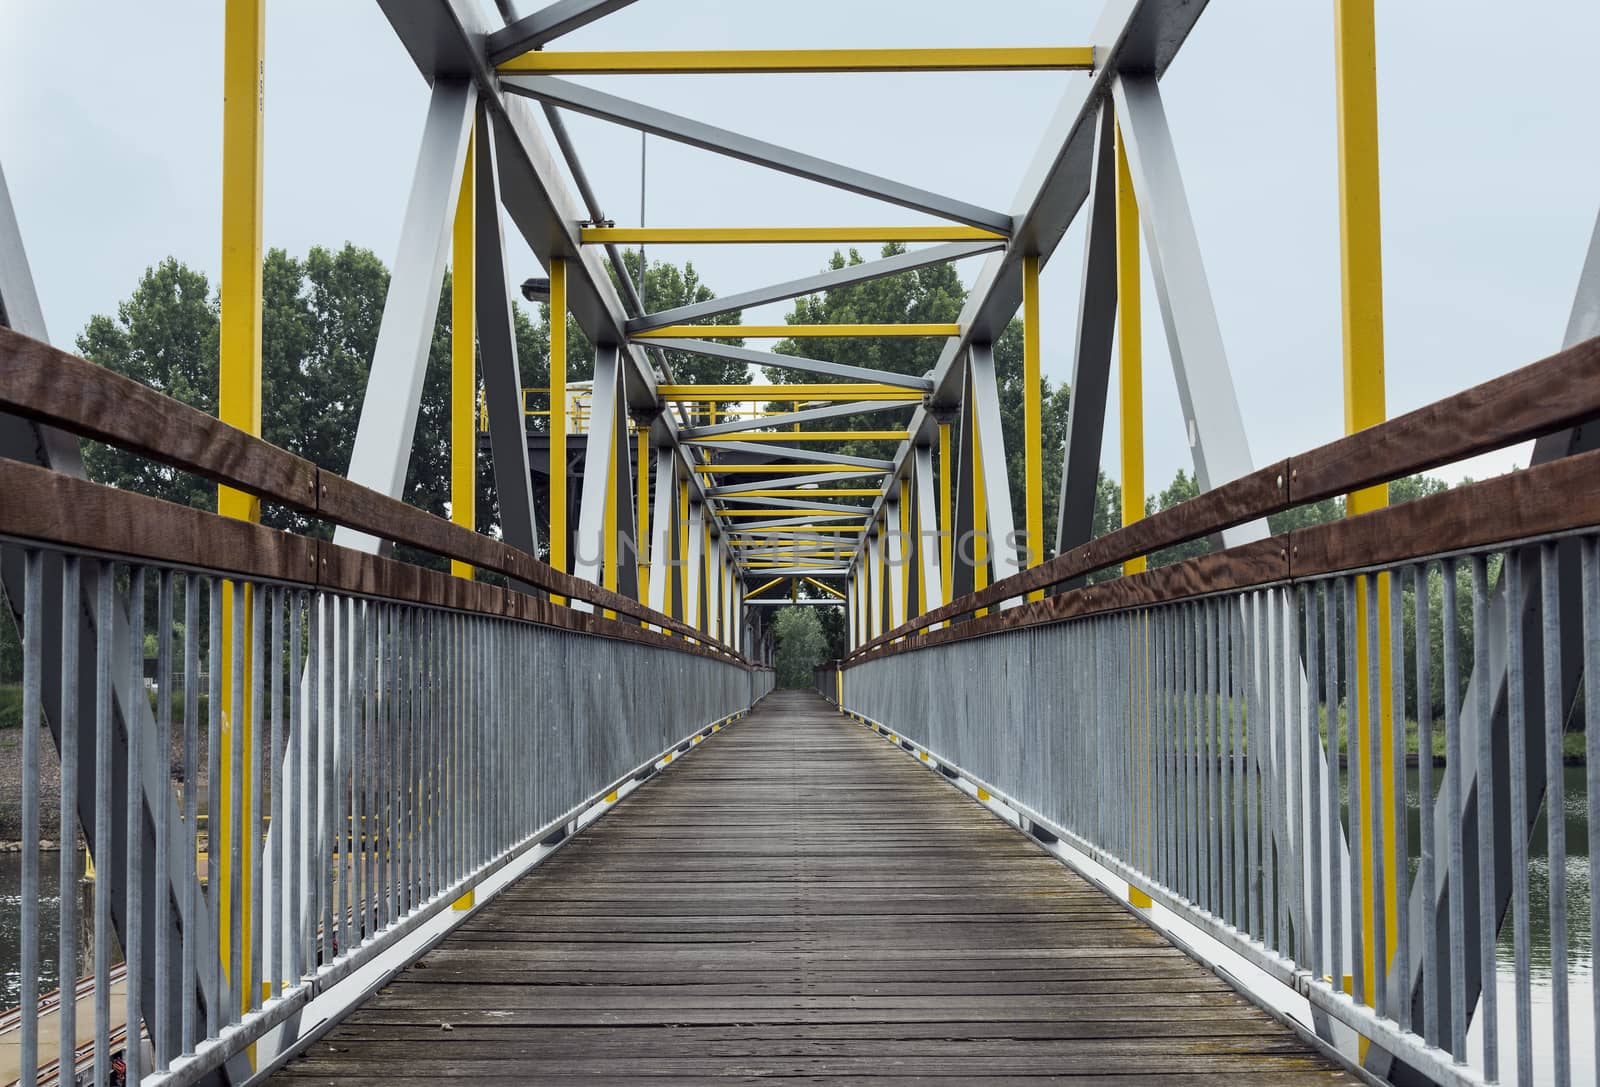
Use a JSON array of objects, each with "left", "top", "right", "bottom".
[
  {"left": 637, "top": 425, "right": 651, "bottom": 607},
  {"left": 1336, "top": 0, "right": 1394, "bottom": 1015},
  {"left": 450, "top": 131, "right": 476, "bottom": 581},
  {"left": 218, "top": 0, "right": 263, "bottom": 1007},
  {"left": 448, "top": 125, "right": 477, "bottom": 913},
  {"left": 1022, "top": 254, "right": 1044, "bottom": 600},
  {"left": 549, "top": 260, "right": 568, "bottom": 604},
  {"left": 1115, "top": 119, "right": 1146, "bottom": 578},
  {"left": 938, "top": 420, "right": 953, "bottom": 609}
]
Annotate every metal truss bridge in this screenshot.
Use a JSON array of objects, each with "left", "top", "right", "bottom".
[{"left": 0, "top": 1, "right": 1597, "bottom": 1085}]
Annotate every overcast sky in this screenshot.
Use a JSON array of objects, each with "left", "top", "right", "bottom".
[{"left": 3, "top": 0, "right": 1596, "bottom": 497}]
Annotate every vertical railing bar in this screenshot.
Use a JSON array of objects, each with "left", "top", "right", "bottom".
[
  {"left": 124, "top": 567, "right": 146, "bottom": 1083},
  {"left": 1581, "top": 535, "right": 1600, "bottom": 1087},
  {"left": 1442, "top": 558, "right": 1468, "bottom": 1061},
  {"left": 1325, "top": 580, "right": 1343, "bottom": 994},
  {"left": 249, "top": 579, "right": 265, "bottom": 1014},
  {"left": 352, "top": 599, "right": 367, "bottom": 945},
  {"left": 19, "top": 548, "right": 43, "bottom": 1087},
  {"left": 1291, "top": 585, "right": 1308, "bottom": 968},
  {"left": 322, "top": 594, "right": 337, "bottom": 962},
  {"left": 94, "top": 564, "right": 114, "bottom": 1087},
  {"left": 1415, "top": 563, "right": 1438, "bottom": 1048},
  {"left": 1389, "top": 567, "right": 1410, "bottom": 1035},
  {"left": 1344, "top": 576, "right": 1364, "bottom": 1007},
  {"left": 1506, "top": 550, "right": 1534, "bottom": 1082},
  {"left": 154, "top": 568, "right": 174, "bottom": 1067},
  {"left": 1539, "top": 542, "right": 1570, "bottom": 1087},
  {"left": 1365, "top": 573, "right": 1384, "bottom": 1019},
  {"left": 227, "top": 580, "right": 245, "bottom": 1024},
  {"left": 59, "top": 556, "right": 82, "bottom": 1074},
  {"left": 306, "top": 592, "right": 321, "bottom": 973},
  {"left": 1222, "top": 598, "right": 1235, "bottom": 927},
  {"left": 1470, "top": 554, "right": 1497, "bottom": 1076},
  {"left": 269, "top": 587, "right": 284, "bottom": 1001},
  {"left": 206, "top": 577, "right": 223, "bottom": 1038},
  {"left": 287, "top": 590, "right": 303, "bottom": 986}
]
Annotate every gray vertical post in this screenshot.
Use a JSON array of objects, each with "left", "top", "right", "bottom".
[
  {"left": 473, "top": 106, "right": 541, "bottom": 577},
  {"left": 1055, "top": 97, "right": 1118, "bottom": 561}
]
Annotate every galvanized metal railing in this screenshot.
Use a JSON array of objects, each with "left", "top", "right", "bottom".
[
  {"left": 0, "top": 327, "right": 772, "bottom": 1087},
  {"left": 840, "top": 335, "right": 1600, "bottom": 1087}
]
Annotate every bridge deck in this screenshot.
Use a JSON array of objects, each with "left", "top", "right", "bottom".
[{"left": 267, "top": 690, "right": 1357, "bottom": 1085}]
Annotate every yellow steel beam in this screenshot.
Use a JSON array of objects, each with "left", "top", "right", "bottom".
[
  {"left": 450, "top": 131, "right": 476, "bottom": 583},
  {"left": 661, "top": 383, "right": 922, "bottom": 402},
  {"left": 802, "top": 576, "right": 847, "bottom": 600},
  {"left": 1115, "top": 119, "right": 1146, "bottom": 577},
  {"left": 583, "top": 225, "right": 1004, "bottom": 245},
  {"left": 1022, "top": 253, "right": 1043, "bottom": 599},
  {"left": 695, "top": 430, "right": 910, "bottom": 443},
  {"left": 549, "top": 259, "right": 569, "bottom": 602},
  {"left": 747, "top": 576, "right": 787, "bottom": 598},
  {"left": 499, "top": 46, "right": 1096, "bottom": 75},
  {"left": 1336, "top": 0, "right": 1394, "bottom": 1021},
  {"left": 218, "top": 0, "right": 263, "bottom": 1010},
  {"left": 695, "top": 463, "right": 889, "bottom": 474},
  {"left": 643, "top": 323, "right": 959, "bottom": 339}
]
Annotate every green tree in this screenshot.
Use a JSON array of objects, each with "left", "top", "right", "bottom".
[{"left": 772, "top": 605, "right": 830, "bottom": 687}]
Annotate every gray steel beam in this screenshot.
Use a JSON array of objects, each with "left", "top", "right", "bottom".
[
  {"left": 686, "top": 440, "right": 893, "bottom": 470},
  {"left": 647, "top": 446, "right": 675, "bottom": 619},
  {"left": 627, "top": 241, "right": 1001, "bottom": 334},
  {"left": 1055, "top": 98, "right": 1118, "bottom": 560},
  {"left": 378, "top": 0, "right": 741, "bottom": 547},
  {"left": 486, "top": 0, "right": 641, "bottom": 63},
  {"left": 473, "top": 107, "right": 541, "bottom": 581},
  {"left": 714, "top": 495, "right": 874, "bottom": 515},
  {"left": 970, "top": 344, "right": 1022, "bottom": 580},
  {"left": 884, "top": 498, "right": 907, "bottom": 628},
  {"left": 683, "top": 398, "right": 914, "bottom": 438},
  {"left": 634, "top": 337, "right": 933, "bottom": 389},
  {"left": 1111, "top": 73, "right": 1261, "bottom": 547},
  {"left": 914, "top": 444, "right": 945, "bottom": 613},
  {"left": 846, "top": 0, "right": 1210, "bottom": 571},
  {"left": 733, "top": 513, "right": 868, "bottom": 530},
  {"left": 572, "top": 345, "right": 621, "bottom": 598},
  {"left": 337, "top": 79, "right": 476, "bottom": 554},
  {"left": 685, "top": 501, "right": 704, "bottom": 630},
  {"left": 498, "top": 76, "right": 1013, "bottom": 233}
]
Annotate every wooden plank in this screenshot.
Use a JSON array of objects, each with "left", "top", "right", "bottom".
[
  {"left": 1290, "top": 332, "right": 1600, "bottom": 503},
  {"left": 855, "top": 537, "right": 1288, "bottom": 663},
  {"left": 263, "top": 691, "right": 1358, "bottom": 1085},
  {"left": 0, "top": 456, "right": 319, "bottom": 582},
  {"left": 0, "top": 325, "right": 320, "bottom": 510},
  {"left": 1291, "top": 445, "right": 1600, "bottom": 577}
]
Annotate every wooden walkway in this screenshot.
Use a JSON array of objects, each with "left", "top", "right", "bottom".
[{"left": 267, "top": 690, "right": 1358, "bottom": 1085}]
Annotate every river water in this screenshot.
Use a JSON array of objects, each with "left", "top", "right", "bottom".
[{"left": 0, "top": 768, "right": 1589, "bottom": 1084}]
